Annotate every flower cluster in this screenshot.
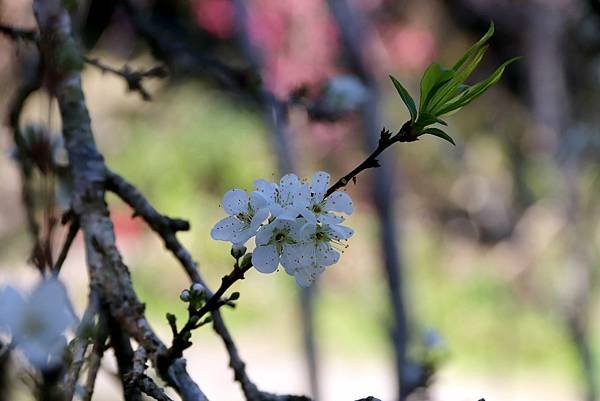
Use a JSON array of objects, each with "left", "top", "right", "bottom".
[{"left": 211, "top": 171, "right": 354, "bottom": 287}]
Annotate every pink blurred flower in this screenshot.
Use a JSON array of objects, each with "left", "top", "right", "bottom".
[
  {"left": 383, "top": 25, "right": 436, "bottom": 71},
  {"left": 193, "top": 0, "right": 235, "bottom": 39},
  {"left": 246, "top": 0, "right": 339, "bottom": 97}
]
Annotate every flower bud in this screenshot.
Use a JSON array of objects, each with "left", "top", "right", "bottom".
[
  {"left": 179, "top": 289, "right": 191, "bottom": 302},
  {"left": 231, "top": 245, "right": 247, "bottom": 259},
  {"left": 189, "top": 315, "right": 200, "bottom": 325},
  {"left": 191, "top": 283, "right": 205, "bottom": 296},
  {"left": 229, "top": 292, "right": 240, "bottom": 301},
  {"left": 166, "top": 313, "right": 176, "bottom": 325}
]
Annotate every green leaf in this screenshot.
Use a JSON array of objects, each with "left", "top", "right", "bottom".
[
  {"left": 421, "top": 127, "right": 456, "bottom": 146},
  {"left": 428, "top": 44, "right": 489, "bottom": 114},
  {"left": 389, "top": 75, "right": 417, "bottom": 122},
  {"left": 452, "top": 21, "right": 495, "bottom": 72},
  {"left": 418, "top": 64, "right": 453, "bottom": 111},
  {"left": 416, "top": 113, "right": 448, "bottom": 128},
  {"left": 435, "top": 56, "right": 520, "bottom": 116}
]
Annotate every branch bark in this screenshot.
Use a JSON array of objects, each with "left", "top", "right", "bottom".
[{"left": 32, "top": 2, "right": 207, "bottom": 400}]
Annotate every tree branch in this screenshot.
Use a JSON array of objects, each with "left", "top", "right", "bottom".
[
  {"left": 32, "top": 2, "right": 207, "bottom": 400},
  {"left": 0, "top": 24, "right": 37, "bottom": 41},
  {"left": 83, "top": 57, "right": 167, "bottom": 101}
]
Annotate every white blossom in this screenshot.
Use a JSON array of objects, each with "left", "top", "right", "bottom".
[
  {"left": 284, "top": 222, "right": 354, "bottom": 287},
  {"left": 212, "top": 171, "right": 355, "bottom": 287},
  {"left": 252, "top": 219, "right": 306, "bottom": 274},
  {"left": 302, "top": 171, "right": 353, "bottom": 225},
  {"left": 0, "top": 279, "right": 74, "bottom": 369},
  {"left": 254, "top": 174, "right": 310, "bottom": 221},
  {"left": 211, "top": 189, "right": 270, "bottom": 245}
]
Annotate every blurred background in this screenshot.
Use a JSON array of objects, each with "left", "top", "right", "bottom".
[{"left": 0, "top": 0, "right": 599, "bottom": 400}]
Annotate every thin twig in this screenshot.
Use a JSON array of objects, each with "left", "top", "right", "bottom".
[
  {"left": 83, "top": 57, "right": 167, "bottom": 101},
  {"left": 7, "top": 51, "right": 43, "bottom": 249},
  {"left": 82, "top": 310, "right": 109, "bottom": 401},
  {"left": 53, "top": 213, "right": 80, "bottom": 274},
  {"left": 63, "top": 291, "right": 100, "bottom": 400},
  {"left": 106, "top": 171, "right": 312, "bottom": 401},
  {"left": 325, "top": 122, "right": 414, "bottom": 197}
]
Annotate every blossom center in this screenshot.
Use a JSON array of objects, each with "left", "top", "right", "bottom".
[
  {"left": 237, "top": 212, "right": 252, "bottom": 224},
  {"left": 22, "top": 311, "right": 45, "bottom": 337}
]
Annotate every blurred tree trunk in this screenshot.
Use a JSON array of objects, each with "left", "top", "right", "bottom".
[
  {"left": 525, "top": 4, "right": 597, "bottom": 401},
  {"left": 326, "top": 2, "right": 412, "bottom": 400},
  {"left": 231, "top": 2, "right": 321, "bottom": 399}
]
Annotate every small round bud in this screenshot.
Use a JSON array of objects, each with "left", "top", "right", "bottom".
[
  {"left": 179, "top": 289, "right": 191, "bottom": 302},
  {"left": 189, "top": 315, "right": 200, "bottom": 325},
  {"left": 231, "top": 245, "right": 247, "bottom": 259},
  {"left": 240, "top": 253, "right": 253, "bottom": 269},
  {"left": 191, "top": 283, "right": 205, "bottom": 296},
  {"left": 202, "top": 316, "right": 213, "bottom": 325},
  {"left": 229, "top": 292, "right": 240, "bottom": 301}
]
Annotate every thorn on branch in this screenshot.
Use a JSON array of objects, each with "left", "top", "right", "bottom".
[{"left": 379, "top": 128, "right": 392, "bottom": 145}]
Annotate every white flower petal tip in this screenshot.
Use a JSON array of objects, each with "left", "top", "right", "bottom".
[
  {"left": 222, "top": 189, "right": 249, "bottom": 215},
  {"left": 325, "top": 191, "right": 354, "bottom": 215},
  {"left": 252, "top": 246, "right": 279, "bottom": 274}
]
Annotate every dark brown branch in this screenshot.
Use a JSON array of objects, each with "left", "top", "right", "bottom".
[
  {"left": 120, "top": 0, "right": 254, "bottom": 92},
  {"left": 33, "top": 2, "right": 207, "bottom": 400},
  {"left": 325, "top": 122, "right": 414, "bottom": 197},
  {"left": 7, "top": 51, "right": 43, "bottom": 248},
  {"left": 53, "top": 213, "right": 79, "bottom": 274},
  {"left": 106, "top": 171, "right": 312, "bottom": 401},
  {"left": 165, "top": 261, "right": 252, "bottom": 362},
  {"left": 123, "top": 347, "right": 174, "bottom": 401},
  {"left": 0, "top": 24, "right": 37, "bottom": 41},
  {"left": 63, "top": 291, "right": 100, "bottom": 400},
  {"left": 83, "top": 57, "right": 167, "bottom": 101},
  {"left": 81, "top": 307, "right": 109, "bottom": 401}
]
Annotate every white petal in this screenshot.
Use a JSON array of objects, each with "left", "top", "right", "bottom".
[
  {"left": 255, "top": 221, "right": 277, "bottom": 245},
  {"left": 250, "top": 208, "right": 270, "bottom": 231},
  {"left": 276, "top": 206, "right": 301, "bottom": 221},
  {"left": 222, "top": 189, "right": 249, "bottom": 215},
  {"left": 250, "top": 191, "right": 270, "bottom": 211},
  {"left": 211, "top": 216, "right": 246, "bottom": 242},
  {"left": 19, "top": 340, "right": 50, "bottom": 368},
  {"left": 316, "top": 243, "right": 340, "bottom": 266},
  {"left": 320, "top": 212, "right": 344, "bottom": 226},
  {"left": 324, "top": 191, "right": 353, "bottom": 214},
  {"left": 254, "top": 179, "right": 277, "bottom": 200},
  {"left": 300, "top": 222, "right": 317, "bottom": 239},
  {"left": 326, "top": 224, "right": 354, "bottom": 240},
  {"left": 232, "top": 227, "right": 257, "bottom": 246},
  {"left": 299, "top": 209, "right": 318, "bottom": 225},
  {"left": 279, "top": 174, "right": 300, "bottom": 192},
  {"left": 31, "top": 279, "right": 73, "bottom": 335},
  {"left": 269, "top": 203, "right": 285, "bottom": 218},
  {"left": 294, "top": 269, "right": 313, "bottom": 287},
  {"left": 288, "top": 218, "right": 308, "bottom": 240},
  {"left": 310, "top": 171, "right": 330, "bottom": 202},
  {"left": 291, "top": 182, "right": 310, "bottom": 209},
  {"left": 0, "top": 286, "right": 25, "bottom": 332},
  {"left": 282, "top": 243, "right": 313, "bottom": 269},
  {"left": 252, "top": 245, "right": 280, "bottom": 273}
]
